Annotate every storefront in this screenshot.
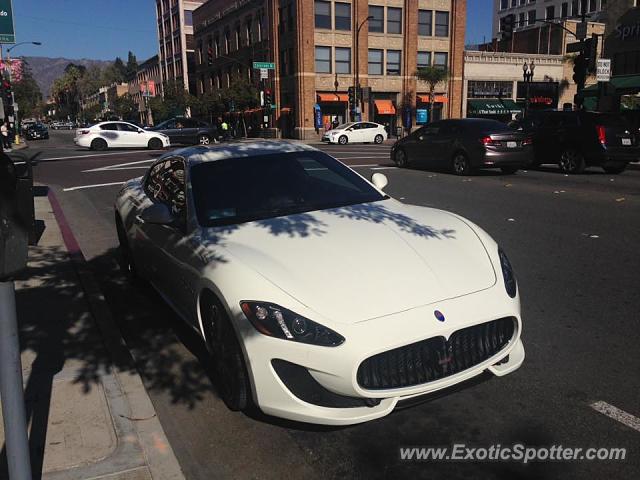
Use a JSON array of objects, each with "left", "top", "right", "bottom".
[
  {"left": 466, "top": 99, "right": 522, "bottom": 123},
  {"left": 416, "top": 94, "right": 447, "bottom": 124},
  {"left": 516, "top": 81, "right": 559, "bottom": 111},
  {"left": 316, "top": 92, "right": 348, "bottom": 130},
  {"left": 371, "top": 95, "right": 398, "bottom": 134}
]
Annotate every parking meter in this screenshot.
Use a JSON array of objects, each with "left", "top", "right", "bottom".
[{"left": 0, "top": 152, "right": 28, "bottom": 280}]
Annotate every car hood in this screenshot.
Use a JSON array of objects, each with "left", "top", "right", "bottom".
[{"left": 203, "top": 201, "right": 496, "bottom": 325}]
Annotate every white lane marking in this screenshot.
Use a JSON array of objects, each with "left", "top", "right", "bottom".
[
  {"left": 83, "top": 158, "right": 157, "bottom": 172},
  {"left": 371, "top": 166, "right": 398, "bottom": 170},
  {"left": 39, "top": 150, "right": 161, "bottom": 162},
  {"left": 63, "top": 181, "right": 125, "bottom": 192},
  {"left": 591, "top": 401, "right": 640, "bottom": 433}
]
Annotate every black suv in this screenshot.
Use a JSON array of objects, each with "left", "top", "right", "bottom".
[
  {"left": 512, "top": 111, "right": 639, "bottom": 174},
  {"left": 147, "top": 117, "right": 218, "bottom": 146},
  {"left": 25, "top": 123, "right": 49, "bottom": 140}
]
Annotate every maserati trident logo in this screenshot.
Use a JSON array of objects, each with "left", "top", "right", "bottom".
[{"left": 434, "top": 310, "right": 445, "bottom": 322}]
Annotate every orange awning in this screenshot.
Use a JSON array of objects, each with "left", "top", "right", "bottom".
[
  {"left": 418, "top": 94, "right": 448, "bottom": 103},
  {"left": 280, "top": 107, "right": 292, "bottom": 113},
  {"left": 374, "top": 99, "right": 396, "bottom": 115},
  {"left": 317, "top": 93, "right": 348, "bottom": 102}
]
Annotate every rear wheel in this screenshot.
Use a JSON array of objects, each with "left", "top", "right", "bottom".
[
  {"left": 603, "top": 163, "right": 626, "bottom": 174},
  {"left": 198, "top": 134, "right": 211, "bottom": 145},
  {"left": 452, "top": 152, "right": 473, "bottom": 175},
  {"left": 393, "top": 148, "right": 409, "bottom": 168},
  {"left": 338, "top": 135, "right": 348, "bottom": 145},
  {"left": 559, "top": 148, "right": 585, "bottom": 174},
  {"left": 202, "top": 295, "right": 250, "bottom": 411},
  {"left": 500, "top": 166, "right": 519, "bottom": 174},
  {"left": 374, "top": 134, "right": 384, "bottom": 144},
  {"left": 91, "top": 138, "right": 108, "bottom": 151},
  {"left": 148, "top": 137, "right": 163, "bottom": 150}
]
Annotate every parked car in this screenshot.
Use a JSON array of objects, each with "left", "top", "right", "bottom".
[
  {"left": 147, "top": 117, "right": 218, "bottom": 145},
  {"left": 114, "top": 141, "right": 524, "bottom": 425},
  {"left": 51, "top": 121, "right": 75, "bottom": 130},
  {"left": 322, "top": 121, "right": 388, "bottom": 145},
  {"left": 511, "top": 111, "right": 639, "bottom": 174},
  {"left": 25, "top": 123, "right": 49, "bottom": 140},
  {"left": 74, "top": 121, "right": 170, "bottom": 151},
  {"left": 391, "top": 119, "right": 533, "bottom": 175}
]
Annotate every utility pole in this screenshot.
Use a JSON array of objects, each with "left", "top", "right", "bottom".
[{"left": 354, "top": 15, "right": 373, "bottom": 122}]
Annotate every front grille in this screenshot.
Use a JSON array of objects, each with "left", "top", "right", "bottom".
[{"left": 357, "top": 317, "right": 516, "bottom": 390}]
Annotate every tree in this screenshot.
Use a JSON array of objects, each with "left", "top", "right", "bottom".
[
  {"left": 415, "top": 66, "right": 450, "bottom": 123},
  {"left": 13, "top": 61, "right": 42, "bottom": 118},
  {"left": 112, "top": 93, "right": 138, "bottom": 121},
  {"left": 125, "top": 51, "right": 138, "bottom": 82},
  {"left": 51, "top": 64, "right": 85, "bottom": 119}
]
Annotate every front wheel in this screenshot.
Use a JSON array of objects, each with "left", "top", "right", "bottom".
[
  {"left": 198, "top": 134, "right": 211, "bottom": 145},
  {"left": 452, "top": 152, "right": 473, "bottom": 175},
  {"left": 203, "top": 298, "right": 250, "bottom": 411},
  {"left": 374, "top": 134, "right": 384, "bottom": 144},
  {"left": 338, "top": 135, "right": 348, "bottom": 145},
  {"left": 603, "top": 163, "right": 626, "bottom": 174},
  {"left": 559, "top": 148, "right": 585, "bottom": 174},
  {"left": 393, "top": 148, "right": 409, "bottom": 168},
  {"left": 148, "top": 137, "right": 163, "bottom": 150}
]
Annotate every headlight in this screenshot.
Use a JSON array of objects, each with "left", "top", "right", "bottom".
[
  {"left": 498, "top": 248, "right": 517, "bottom": 298},
  {"left": 240, "top": 301, "right": 345, "bottom": 347}
]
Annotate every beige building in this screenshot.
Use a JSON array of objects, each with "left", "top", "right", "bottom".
[
  {"left": 155, "top": 0, "right": 206, "bottom": 93},
  {"left": 128, "top": 55, "right": 163, "bottom": 125}
]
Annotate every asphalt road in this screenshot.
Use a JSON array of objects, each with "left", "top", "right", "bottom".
[{"left": 27, "top": 130, "right": 640, "bottom": 480}]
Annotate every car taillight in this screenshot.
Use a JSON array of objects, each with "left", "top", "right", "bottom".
[
  {"left": 523, "top": 137, "right": 533, "bottom": 146},
  {"left": 481, "top": 136, "right": 497, "bottom": 146},
  {"left": 596, "top": 125, "right": 606, "bottom": 145}
]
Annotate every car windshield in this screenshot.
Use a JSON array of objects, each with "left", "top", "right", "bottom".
[
  {"left": 190, "top": 151, "right": 387, "bottom": 227},
  {"left": 334, "top": 123, "right": 354, "bottom": 130}
]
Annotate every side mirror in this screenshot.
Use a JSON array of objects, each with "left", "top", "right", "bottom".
[
  {"left": 418, "top": 135, "right": 425, "bottom": 141},
  {"left": 371, "top": 173, "right": 388, "bottom": 190},
  {"left": 140, "top": 203, "right": 174, "bottom": 225},
  {"left": 138, "top": 129, "right": 144, "bottom": 133}
]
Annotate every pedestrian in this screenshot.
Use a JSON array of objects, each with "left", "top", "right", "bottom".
[
  {"left": 332, "top": 119, "right": 339, "bottom": 130},
  {"left": 1, "top": 122, "right": 11, "bottom": 150},
  {"left": 220, "top": 120, "right": 229, "bottom": 140}
]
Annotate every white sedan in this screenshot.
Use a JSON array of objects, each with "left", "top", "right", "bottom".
[
  {"left": 74, "top": 121, "right": 170, "bottom": 151},
  {"left": 114, "top": 141, "right": 524, "bottom": 425},
  {"left": 322, "top": 122, "right": 388, "bottom": 145}
]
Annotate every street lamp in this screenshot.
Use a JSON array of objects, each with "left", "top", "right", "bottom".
[
  {"left": 522, "top": 61, "right": 535, "bottom": 117},
  {"left": 6, "top": 41, "right": 42, "bottom": 55},
  {"left": 353, "top": 15, "right": 373, "bottom": 121}
]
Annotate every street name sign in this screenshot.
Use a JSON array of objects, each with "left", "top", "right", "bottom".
[
  {"left": 596, "top": 59, "right": 611, "bottom": 82},
  {"left": 0, "top": 0, "right": 15, "bottom": 43},
  {"left": 566, "top": 42, "right": 584, "bottom": 54},
  {"left": 253, "top": 62, "right": 275, "bottom": 70}
]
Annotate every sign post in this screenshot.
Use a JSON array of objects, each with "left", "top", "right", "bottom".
[{"left": 0, "top": 0, "right": 15, "bottom": 44}]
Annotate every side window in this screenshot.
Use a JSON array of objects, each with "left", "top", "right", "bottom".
[
  {"left": 364, "top": 123, "right": 378, "bottom": 129},
  {"left": 118, "top": 123, "right": 138, "bottom": 132},
  {"left": 145, "top": 158, "right": 187, "bottom": 218},
  {"left": 183, "top": 118, "right": 199, "bottom": 128},
  {"left": 164, "top": 120, "right": 177, "bottom": 129},
  {"left": 100, "top": 123, "right": 119, "bottom": 131}
]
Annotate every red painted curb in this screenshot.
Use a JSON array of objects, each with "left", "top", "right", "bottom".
[{"left": 47, "top": 188, "right": 84, "bottom": 260}]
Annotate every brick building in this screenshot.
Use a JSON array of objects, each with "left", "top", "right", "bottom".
[
  {"left": 192, "top": 0, "right": 466, "bottom": 139},
  {"left": 128, "top": 55, "right": 163, "bottom": 125}
]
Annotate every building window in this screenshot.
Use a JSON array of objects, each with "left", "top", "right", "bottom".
[
  {"left": 368, "top": 49, "right": 383, "bottom": 75},
  {"left": 518, "top": 12, "right": 525, "bottom": 26},
  {"left": 417, "top": 51, "right": 431, "bottom": 68},
  {"left": 315, "top": 46, "right": 331, "bottom": 73},
  {"left": 315, "top": 1, "right": 331, "bottom": 29},
  {"left": 335, "top": 47, "right": 351, "bottom": 73},
  {"left": 588, "top": 0, "right": 596, "bottom": 11},
  {"left": 387, "top": 7, "right": 402, "bottom": 34},
  {"left": 386, "top": 49, "right": 401, "bottom": 75},
  {"left": 561, "top": 2, "right": 568, "bottom": 17},
  {"left": 418, "top": 10, "right": 432, "bottom": 36},
  {"left": 224, "top": 31, "right": 230, "bottom": 54},
  {"left": 246, "top": 22, "right": 252, "bottom": 45},
  {"left": 335, "top": 2, "right": 351, "bottom": 31},
  {"left": 500, "top": 0, "right": 508, "bottom": 9},
  {"left": 184, "top": 10, "right": 193, "bottom": 26},
  {"left": 434, "top": 52, "right": 448, "bottom": 70},
  {"left": 435, "top": 11, "right": 449, "bottom": 37},
  {"left": 546, "top": 6, "right": 555, "bottom": 19},
  {"left": 468, "top": 80, "right": 513, "bottom": 98},
  {"left": 236, "top": 26, "right": 241, "bottom": 49},
  {"left": 571, "top": 0, "right": 579, "bottom": 15},
  {"left": 214, "top": 36, "right": 220, "bottom": 56},
  {"left": 511, "top": 0, "right": 517, "bottom": 6},
  {"left": 528, "top": 10, "right": 536, "bottom": 25},
  {"left": 257, "top": 16, "right": 263, "bottom": 41},
  {"left": 197, "top": 42, "right": 202, "bottom": 65},
  {"left": 369, "top": 6, "right": 384, "bottom": 33}
]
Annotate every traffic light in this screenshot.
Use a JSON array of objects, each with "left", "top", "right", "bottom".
[
  {"left": 264, "top": 88, "right": 272, "bottom": 108},
  {"left": 501, "top": 14, "right": 515, "bottom": 41},
  {"left": 585, "top": 36, "right": 598, "bottom": 73},
  {"left": 2, "top": 80, "right": 12, "bottom": 105},
  {"left": 347, "top": 86, "right": 355, "bottom": 111},
  {"left": 207, "top": 46, "right": 213, "bottom": 66},
  {"left": 573, "top": 54, "right": 587, "bottom": 89}
]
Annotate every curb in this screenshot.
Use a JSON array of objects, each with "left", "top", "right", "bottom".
[{"left": 46, "top": 188, "right": 185, "bottom": 480}]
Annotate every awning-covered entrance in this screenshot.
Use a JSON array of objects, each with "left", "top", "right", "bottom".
[
  {"left": 582, "top": 75, "right": 640, "bottom": 96},
  {"left": 374, "top": 99, "right": 396, "bottom": 115},
  {"left": 317, "top": 93, "right": 348, "bottom": 102},
  {"left": 467, "top": 99, "right": 522, "bottom": 115},
  {"left": 417, "top": 94, "right": 448, "bottom": 103}
]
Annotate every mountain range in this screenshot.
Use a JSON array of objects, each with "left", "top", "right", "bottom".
[{"left": 22, "top": 56, "right": 114, "bottom": 98}]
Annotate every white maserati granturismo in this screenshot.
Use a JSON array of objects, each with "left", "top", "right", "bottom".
[{"left": 114, "top": 141, "right": 524, "bottom": 425}]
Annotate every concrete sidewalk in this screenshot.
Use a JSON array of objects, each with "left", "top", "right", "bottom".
[{"left": 0, "top": 191, "right": 184, "bottom": 480}]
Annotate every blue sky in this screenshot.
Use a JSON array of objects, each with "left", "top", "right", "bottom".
[{"left": 10, "top": 0, "right": 492, "bottom": 61}]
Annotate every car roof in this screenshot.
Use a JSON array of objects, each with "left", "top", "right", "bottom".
[{"left": 166, "top": 141, "right": 320, "bottom": 166}]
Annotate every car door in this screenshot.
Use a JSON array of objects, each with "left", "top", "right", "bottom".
[
  {"left": 408, "top": 123, "right": 441, "bottom": 165},
  {"left": 117, "top": 122, "right": 145, "bottom": 147},
  {"left": 157, "top": 119, "right": 178, "bottom": 144},
  {"left": 361, "top": 122, "right": 380, "bottom": 142},
  {"left": 346, "top": 123, "right": 365, "bottom": 143},
  {"left": 180, "top": 118, "right": 200, "bottom": 144},
  {"left": 429, "top": 122, "right": 462, "bottom": 166},
  {"left": 98, "top": 122, "right": 121, "bottom": 146}
]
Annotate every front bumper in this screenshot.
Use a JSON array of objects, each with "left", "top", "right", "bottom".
[{"left": 239, "top": 286, "right": 524, "bottom": 425}]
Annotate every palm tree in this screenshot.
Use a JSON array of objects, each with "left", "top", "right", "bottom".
[{"left": 415, "top": 66, "right": 450, "bottom": 123}]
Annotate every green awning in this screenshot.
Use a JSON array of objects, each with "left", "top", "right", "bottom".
[
  {"left": 467, "top": 99, "right": 522, "bottom": 115},
  {"left": 581, "top": 75, "right": 640, "bottom": 96},
  {"left": 582, "top": 97, "right": 597, "bottom": 111}
]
